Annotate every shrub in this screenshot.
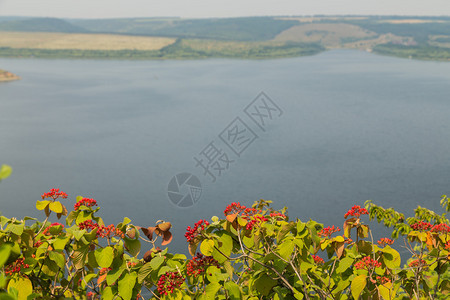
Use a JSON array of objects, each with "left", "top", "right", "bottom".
[{"left": 0, "top": 187, "right": 449, "bottom": 299}]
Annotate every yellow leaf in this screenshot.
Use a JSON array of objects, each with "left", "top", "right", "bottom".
[
  {"left": 36, "top": 200, "right": 50, "bottom": 211},
  {"left": 351, "top": 274, "right": 366, "bottom": 299},
  {"left": 7, "top": 276, "right": 33, "bottom": 300},
  {"left": 200, "top": 239, "right": 215, "bottom": 256},
  {"left": 378, "top": 281, "right": 395, "bottom": 300},
  {"left": 49, "top": 201, "right": 63, "bottom": 213}
]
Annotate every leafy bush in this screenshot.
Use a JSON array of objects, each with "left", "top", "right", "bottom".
[{"left": 0, "top": 187, "right": 449, "bottom": 299}]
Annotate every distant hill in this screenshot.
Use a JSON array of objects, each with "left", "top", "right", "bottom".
[
  {"left": 70, "top": 17, "right": 299, "bottom": 41},
  {"left": 0, "top": 17, "right": 88, "bottom": 33},
  {"left": 0, "top": 16, "right": 449, "bottom": 61}
]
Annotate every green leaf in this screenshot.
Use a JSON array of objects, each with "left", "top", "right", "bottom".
[
  {"left": 71, "top": 246, "right": 89, "bottom": 269},
  {"left": 0, "top": 293, "right": 16, "bottom": 300},
  {"left": 254, "top": 273, "right": 277, "bottom": 296},
  {"left": 7, "top": 276, "right": 32, "bottom": 300},
  {"left": 149, "top": 256, "right": 165, "bottom": 270},
  {"left": 0, "top": 245, "right": 11, "bottom": 268},
  {"left": 0, "top": 216, "right": 10, "bottom": 227},
  {"left": 334, "top": 235, "right": 345, "bottom": 243},
  {"left": 137, "top": 262, "right": 152, "bottom": 283},
  {"left": 217, "top": 232, "right": 233, "bottom": 257},
  {"left": 277, "top": 240, "right": 295, "bottom": 260},
  {"left": 118, "top": 272, "right": 137, "bottom": 300},
  {"left": 36, "top": 200, "right": 50, "bottom": 211},
  {"left": 203, "top": 282, "right": 221, "bottom": 299},
  {"left": 95, "top": 246, "right": 114, "bottom": 268},
  {"left": 243, "top": 234, "right": 254, "bottom": 248},
  {"left": 49, "top": 201, "right": 63, "bottom": 214},
  {"left": 206, "top": 266, "right": 221, "bottom": 283},
  {"left": 294, "top": 292, "right": 304, "bottom": 300},
  {"left": 52, "top": 236, "right": 70, "bottom": 251},
  {"left": 225, "top": 281, "right": 241, "bottom": 300},
  {"left": 379, "top": 281, "right": 395, "bottom": 300},
  {"left": 81, "top": 274, "right": 98, "bottom": 289},
  {"left": 336, "top": 256, "right": 354, "bottom": 273},
  {"left": 382, "top": 246, "right": 401, "bottom": 269},
  {"left": 351, "top": 274, "right": 366, "bottom": 300},
  {"left": 101, "top": 287, "right": 114, "bottom": 300},
  {"left": 66, "top": 211, "right": 77, "bottom": 226},
  {"left": 71, "top": 229, "right": 86, "bottom": 241},
  {"left": 296, "top": 221, "right": 306, "bottom": 235},
  {"left": 200, "top": 239, "right": 215, "bottom": 256},
  {"left": 172, "top": 254, "right": 187, "bottom": 260},
  {"left": 124, "top": 237, "right": 141, "bottom": 257},
  {"left": 0, "top": 165, "right": 12, "bottom": 180},
  {"left": 106, "top": 267, "right": 125, "bottom": 285},
  {"left": 277, "top": 222, "right": 295, "bottom": 242},
  {"left": 7, "top": 224, "right": 23, "bottom": 236},
  {"left": 237, "top": 216, "right": 248, "bottom": 227},
  {"left": 48, "top": 251, "right": 65, "bottom": 269}
]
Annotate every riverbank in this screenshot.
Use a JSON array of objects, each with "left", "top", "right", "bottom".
[
  {"left": 0, "top": 39, "right": 325, "bottom": 60},
  {"left": 0, "top": 69, "right": 20, "bottom": 81}
]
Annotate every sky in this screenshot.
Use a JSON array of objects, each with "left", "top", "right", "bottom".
[{"left": 0, "top": 0, "right": 449, "bottom": 19}]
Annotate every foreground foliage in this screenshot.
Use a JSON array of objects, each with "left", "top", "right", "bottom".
[{"left": 0, "top": 183, "right": 449, "bottom": 299}]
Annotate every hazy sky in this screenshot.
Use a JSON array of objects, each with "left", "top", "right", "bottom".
[{"left": 0, "top": 0, "right": 449, "bottom": 19}]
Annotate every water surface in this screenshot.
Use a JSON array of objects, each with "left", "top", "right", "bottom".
[{"left": 1, "top": 50, "right": 449, "bottom": 254}]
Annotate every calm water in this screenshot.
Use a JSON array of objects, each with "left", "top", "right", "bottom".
[{"left": 1, "top": 50, "right": 450, "bottom": 254}]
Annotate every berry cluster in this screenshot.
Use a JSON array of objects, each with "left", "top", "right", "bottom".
[
  {"left": 41, "top": 188, "right": 68, "bottom": 200},
  {"left": 127, "top": 261, "right": 138, "bottom": 268},
  {"left": 354, "top": 256, "right": 382, "bottom": 270},
  {"left": 344, "top": 205, "right": 368, "bottom": 219},
  {"left": 223, "top": 202, "right": 262, "bottom": 220},
  {"left": 78, "top": 220, "right": 124, "bottom": 239},
  {"left": 410, "top": 221, "right": 433, "bottom": 231},
  {"left": 74, "top": 198, "right": 97, "bottom": 211},
  {"left": 377, "top": 276, "right": 390, "bottom": 284},
  {"left": 246, "top": 215, "right": 268, "bottom": 230},
  {"left": 186, "top": 253, "right": 220, "bottom": 277},
  {"left": 185, "top": 220, "right": 209, "bottom": 243},
  {"left": 223, "top": 202, "right": 246, "bottom": 216},
  {"left": 78, "top": 220, "right": 97, "bottom": 231},
  {"left": 33, "top": 240, "right": 43, "bottom": 247},
  {"left": 157, "top": 271, "right": 184, "bottom": 295},
  {"left": 4, "top": 257, "right": 29, "bottom": 276},
  {"left": 86, "top": 291, "right": 100, "bottom": 300},
  {"left": 99, "top": 267, "right": 111, "bottom": 275},
  {"left": 445, "top": 241, "right": 450, "bottom": 251},
  {"left": 312, "top": 255, "right": 324, "bottom": 265},
  {"left": 409, "top": 259, "right": 427, "bottom": 268},
  {"left": 43, "top": 222, "right": 64, "bottom": 235},
  {"left": 318, "top": 225, "right": 341, "bottom": 238},
  {"left": 430, "top": 223, "right": 450, "bottom": 234},
  {"left": 345, "top": 238, "right": 353, "bottom": 244},
  {"left": 269, "top": 212, "right": 287, "bottom": 219},
  {"left": 377, "top": 238, "right": 394, "bottom": 246}
]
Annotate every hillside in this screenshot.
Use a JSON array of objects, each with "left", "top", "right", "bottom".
[
  {"left": 0, "top": 16, "right": 449, "bottom": 60},
  {"left": 70, "top": 17, "right": 299, "bottom": 41},
  {"left": 0, "top": 17, "right": 88, "bottom": 33}
]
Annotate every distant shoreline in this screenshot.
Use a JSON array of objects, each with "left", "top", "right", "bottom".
[
  {"left": 1, "top": 15, "right": 450, "bottom": 62},
  {"left": 0, "top": 46, "right": 449, "bottom": 62},
  {"left": 0, "top": 69, "right": 20, "bottom": 82}
]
